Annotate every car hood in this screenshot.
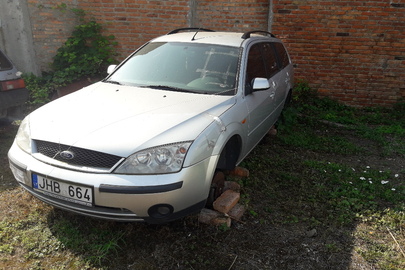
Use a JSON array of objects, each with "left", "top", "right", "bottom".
[{"left": 29, "top": 82, "right": 235, "bottom": 157}]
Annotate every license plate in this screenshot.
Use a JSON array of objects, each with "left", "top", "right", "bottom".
[{"left": 32, "top": 174, "right": 93, "bottom": 207}]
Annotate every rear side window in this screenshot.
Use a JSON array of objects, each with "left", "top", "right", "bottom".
[
  {"left": 0, "top": 51, "right": 13, "bottom": 71},
  {"left": 273, "top": 43, "right": 290, "bottom": 69}
]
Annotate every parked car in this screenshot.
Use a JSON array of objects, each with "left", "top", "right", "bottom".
[
  {"left": 8, "top": 28, "right": 294, "bottom": 223},
  {"left": 0, "top": 49, "right": 28, "bottom": 119}
]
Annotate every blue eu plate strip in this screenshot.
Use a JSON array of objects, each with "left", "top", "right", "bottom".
[{"left": 32, "top": 174, "right": 38, "bottom": 188}]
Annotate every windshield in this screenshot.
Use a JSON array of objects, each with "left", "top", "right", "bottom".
[{"left": 107, "top": 42, "right": 240, "bottom": 95}]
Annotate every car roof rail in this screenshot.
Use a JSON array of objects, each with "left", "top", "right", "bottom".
[
  {"left": 167, "top": 28, "right": 215, "bottom": 35},
  {"left": 241, "top": 30, "right": 276, "bottom": 39}
]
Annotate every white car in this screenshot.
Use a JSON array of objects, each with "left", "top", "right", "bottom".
[{"left": 8, "top": 29, "right": 293, "bottom": 223}]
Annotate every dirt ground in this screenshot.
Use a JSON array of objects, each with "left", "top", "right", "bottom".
[{"left": 0, "top": 83, "right": 404, "bottom": 269}]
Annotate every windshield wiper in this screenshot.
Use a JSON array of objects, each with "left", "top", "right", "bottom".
[
  {"left": 105, "top": 80, "right": 122, "bottom": 85},
  {"left": 141, "top": 85, "right": 195, "bottom": 93}
]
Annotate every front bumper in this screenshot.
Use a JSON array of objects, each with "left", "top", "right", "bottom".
[{"left": 8, "top": 141, "right": 218, "bottom": 223}]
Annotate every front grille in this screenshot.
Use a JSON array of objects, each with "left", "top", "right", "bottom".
[{"left": 35, "top": 140, "right": 122, "bottom": 169}]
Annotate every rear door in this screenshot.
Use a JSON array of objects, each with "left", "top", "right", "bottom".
[{"left": 272, "top": 42, "right": 293, "bottom": 114}]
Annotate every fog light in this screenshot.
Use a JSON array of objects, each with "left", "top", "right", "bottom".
[
  {"left": 148, "top": 204, "right": 174, "bottom": 219},
  {"left": 9, "top": 162, "right": 28, "bottom": 184}
]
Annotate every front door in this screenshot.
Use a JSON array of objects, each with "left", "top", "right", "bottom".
[{"left": 244, "top": 42, "right": 279, "bottom": 150}]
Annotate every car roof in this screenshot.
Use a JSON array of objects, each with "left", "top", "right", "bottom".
[{"left": 151, "top": 29, "right": 280, "bottom": 47}]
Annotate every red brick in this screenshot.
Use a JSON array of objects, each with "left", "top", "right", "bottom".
[
  {"left": 228, "top": 203, "right": 246, "bottom": 221},
  {"left": 213, "top": 190, "right": 240, "bottom": 214},
  {"left": 229, "top": 167, "right": 249, "bottom": 177},
  {"left": 224, "top": 181, "right": 241, "bottom": 192},
  {"left": 198, "top": 208, "right": 231, "bottom": 227}
]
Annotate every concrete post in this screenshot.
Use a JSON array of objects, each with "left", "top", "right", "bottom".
[{"left": 0, "top": 0, "right": 40, "bottom": 75}]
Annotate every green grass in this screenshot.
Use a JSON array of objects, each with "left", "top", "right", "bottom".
[
  {"left": 50, "top": 217, "right": 125, "bottom": 265},
  {"left": 300, "top": 161, "right": 404, "bottom": 224},
  {"left": 0, "top": 189, "right": 123, "bottom": 269}
]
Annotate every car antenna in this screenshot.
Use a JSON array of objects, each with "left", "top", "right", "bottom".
[{"left": 191, "top": 29, "right": 201, "bottom": 41}]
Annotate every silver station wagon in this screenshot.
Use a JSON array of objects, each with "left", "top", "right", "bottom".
[{"left": 8, "top": 29, "right": 294, "bottom": 223}]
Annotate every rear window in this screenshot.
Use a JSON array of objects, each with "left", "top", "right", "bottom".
[{"left": 0, "top": 51, "right": 13, "bottom": 71}]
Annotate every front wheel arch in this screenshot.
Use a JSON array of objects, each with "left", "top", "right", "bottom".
[
  {"left": 206, "top": 135, "right": 242, "bottom": 207},
  {"left": 216, "top": 135, "right": 242, "bottom": 171}
]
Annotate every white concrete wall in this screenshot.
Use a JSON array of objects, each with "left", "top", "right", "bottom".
[{"left": 0, "top": 0, "right": 40, "bottom": 75}]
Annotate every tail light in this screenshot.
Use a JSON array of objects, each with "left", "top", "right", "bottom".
[{"left": 0, "top": 78, "right": 26, "bottom": 91}]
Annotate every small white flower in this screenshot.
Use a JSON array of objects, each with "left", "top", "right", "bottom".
[
  {"left": 366, "top": 166, "right": 370, "bottom": 169},
  {"left": 360, "top": 177, "right": 366, "bottom": 180},
  {"left": 379, "top": 171, "right": 383, "bottom": 173},
  {"left": 352, "top": 168, "right": 356, "bottom": 171},
  {"left": 392, "top": 188, "right": 396, "bottom": 191},
  {"left": 368, "top": 178, "right": 372, "bottom": 180},
  {"left": 381, "top": 180, "right": 389, "bottom": 185},
  {"left": 369, "top": 180, "right": 373, "bottom": 184},
  {"left": 395, "top": 174, "right": 399, "bottom": 178},
  {"left": 349, "top": 182, "right": 353, "bottom": 184},
  {"left": 364, "top": 171, "right": 367, "bottom": 173},
  {"left": 339, "top": 169, "right": 342, "bottom": 172}
]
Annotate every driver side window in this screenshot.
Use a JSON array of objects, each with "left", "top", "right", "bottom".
[
  {"left": 245, "top": 42, "right": 282, "bottom": 95},
  {"left": 246, "top": 43, "right": 266, "bottom": 86}
]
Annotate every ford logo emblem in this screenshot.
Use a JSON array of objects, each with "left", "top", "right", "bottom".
[{"left": 59, "top": 150, "right": 75, "bottom": 160}]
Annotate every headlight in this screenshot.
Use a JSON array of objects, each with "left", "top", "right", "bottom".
[
  {"left": 114, "top": 142, "right": 192, "bottom": 174},
  {"left": 16, "top": 116, "right": 32, "bottom": 154}
]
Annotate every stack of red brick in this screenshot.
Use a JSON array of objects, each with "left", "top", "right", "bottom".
[{"left": 199, "top": 167, "right": 249, "bottom": 227}]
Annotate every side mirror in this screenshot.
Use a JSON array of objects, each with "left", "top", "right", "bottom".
[
  {"left": 107, "top": 65, "right": 117, "bottom": 75},
  {"left": 252, "top": 78, "right": 270, "bottom": 91}
]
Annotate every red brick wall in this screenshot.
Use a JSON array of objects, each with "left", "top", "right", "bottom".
[
  {"left": 271, "top": 0, "right": 405, "bottom": 107},
  {"left": 77, "top": 0, "right": 190, "bottom": 60},
  {"left": 26, "top": 0, "right": 404, "bottom": 107},
  {"left": 195, "top": 0, "right": 269, "bottom": 31},
  {"left": 27, "top": 1, "right": 79, "bottom": 72}
]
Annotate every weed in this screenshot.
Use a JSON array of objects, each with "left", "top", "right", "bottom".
[
  {"left": 0, "top": 188, "right": 123, "bottom": 269},
  {"left": 278, "top": 120, "right": 362, "bottom": 155},
  {"left": 300, "top": 161, "right": 404, "bottom": 224},
  {"left": 24, "top": 7, "right": 117, "bottom": 105},
  {"left": 219, "top": 223, "right": 231, "bottom": 232},
  {"left": 51, "top": 216, "right": 125, "bottom": 265},
  {"left": 325, "top": 243, "right": 340, "bottom": 253}
]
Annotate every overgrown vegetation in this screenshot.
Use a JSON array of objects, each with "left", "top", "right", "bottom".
[
  {"left": 24, "top": 9, "right": 117, "bottom": 105},
  {"left": 1, "top": 81, "right": 404, "bottom": 269}
]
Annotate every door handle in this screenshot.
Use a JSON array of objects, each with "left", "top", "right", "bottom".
[{"left": 270, "top": 92, "right": 275, "bottom": 98}]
